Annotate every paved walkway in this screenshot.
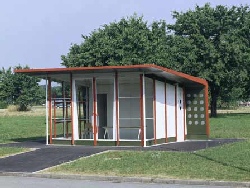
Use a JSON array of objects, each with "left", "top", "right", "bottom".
[{"left": 0, "top": 139, "right": 242, "bottom": 173}]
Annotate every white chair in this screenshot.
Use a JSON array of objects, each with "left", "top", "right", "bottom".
[{"left": 82, "top": 122, "right": 93, "bottom": 139}]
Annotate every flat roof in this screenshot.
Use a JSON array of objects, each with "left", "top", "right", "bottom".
[{"left": 14, "top": 64, "right": 207, "bottom": 87}]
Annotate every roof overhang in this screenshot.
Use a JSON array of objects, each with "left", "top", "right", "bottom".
[{"left": 14, "top": 64, "right": 208, "bottom": 87}]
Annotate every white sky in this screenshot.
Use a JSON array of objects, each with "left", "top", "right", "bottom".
[{"left": 0, "top": 0, "right": 249, "bottom": 69}]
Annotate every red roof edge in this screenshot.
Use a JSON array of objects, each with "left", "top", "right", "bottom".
[{"left": 14, "top": 64, "right": 208, "bottom": 87}]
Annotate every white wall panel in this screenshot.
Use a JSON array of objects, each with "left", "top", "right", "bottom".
[
  {"left": 166, "top": 83, "right": 176, "bottom": 138},
  {"left": 155, "top": 80, "right": 165, "bottom": 139},
  {"left": 72, "top": 78, "right": 79, "bottom": 140}
]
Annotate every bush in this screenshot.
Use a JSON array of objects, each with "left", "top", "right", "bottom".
[
  {"left": 7, "top": 105, "right": 19, "bottom": 112},
  {"left": 0, "top": 101, "right": 8, "bottom": 109},
  {"left": 7, "top": 105, "right": 32, "bottom": 112}
]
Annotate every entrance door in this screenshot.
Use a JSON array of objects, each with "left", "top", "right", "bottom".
[{"left": 97, "top": 94, "right": 107, "bottom": 139}]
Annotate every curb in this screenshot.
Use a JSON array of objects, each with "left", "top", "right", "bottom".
[{"left": 0, "top": 172, "right": 249, "bottom": 187}]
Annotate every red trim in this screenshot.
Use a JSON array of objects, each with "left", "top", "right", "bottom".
[
  {"left": 14, "top": 64, "right": 207, "bottom": 86},
  {"left": 183, "top": 88, "right": 186, "bottom": 140},
  {"left": 153, "top": 79, "right": 156, "bottom": 145},
  {"left": 70, "top": 73, "right": 74, "bottom": 145},
  {"left": 53, "top": 98, "right": 56, "bottom": 138},
  {"left": 165, "top": 82, "right": 168, "bottom": 143},
  {"left": 175, "top": 85, "right": 177, "bottom": 142},
  {"left": 48, "top": 77, "right": 52, "bottom": 144},
  {"left": 115, "top": 72, "right": 119, "bottom": 146},
  {"left": 62, "top": 82, "right": 65, "bottom": 137},
  {"left": 205, "top": 84, "right": 210, "bottom": 137},
  {"left": 140, "top": 74, "right": 144, "bottom": 147},
  {"left": 66, "top": 100, "right": 69, "bottom": 138},
  {"left": 93, "top": 77, "right": 97, "bottom": 146}
]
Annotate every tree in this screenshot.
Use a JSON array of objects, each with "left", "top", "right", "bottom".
[
  {"left": 61, "top": 15, "right": 170, "bottom": 67},
  {"left": 167, "top": 3, "right": 250, "bottom": 117},
  {"left": 0, "top": 65, "right": 43, "bottom": 111}
]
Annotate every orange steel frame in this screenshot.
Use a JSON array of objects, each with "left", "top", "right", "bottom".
[
  {"left": 115, "top": 72, "right": 119, "bottom": 146},
  {"left": 70, "top": 73, "right": 74, "bottom": 145},
  {"left": 165, "top": 82, "right": 168, "bottom": 142},
  {"left": 174, "top": 85, "right": 177, "bottom": 142},
  {"left": 183, "top": 88, "right": 186, "bottom": 140},
  {"left": 140, "top": 74, "right": 144, "bottom": 147},
  {"left": 48, "top": 77, "right": 52, "bottom": 144},
  {"left": 153, "top": 79, "right": 156, "bottom": 145},
  {"left": 15, "top": 64, "right": 208, "bottom": 87},
  {"left": 205, "top": 84, "right": 210, "bottom": 137},
  {"left": 53, "top": 96, "right": 57, "bottom": 138},
  {"left": 93, "top": 77, "right": 97, "bottom": 146}
]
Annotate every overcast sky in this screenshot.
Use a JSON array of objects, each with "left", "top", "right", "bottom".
[{"left": 1, "top": 0, "right": 249, "bottom": 69}]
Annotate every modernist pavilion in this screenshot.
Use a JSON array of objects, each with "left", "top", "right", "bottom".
[{"left": 15, "top": 64, "right": 209, "bottom": 147}]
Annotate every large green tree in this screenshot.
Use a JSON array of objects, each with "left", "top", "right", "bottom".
[
  {"left": 61, "top": 15, "right": 170, "bottom": 67},
  {"left": 0, "top": 65, "right": 43, "bottom": 111},
  {"left": 167, "top": 3, "right": 250, "bottom": 117}
]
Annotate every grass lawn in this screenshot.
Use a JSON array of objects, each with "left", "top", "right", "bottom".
[
  {"left": 0, "top": 147, "right": 31, "bottom": 158},
  {"left": 210, "top": 113, "right": 250, "bottom": 139},
  {"left": 1, "top": 107, "right": 250, "bottom": 181},
  {"left": 0, "top": 116, "right": 46, "bottom": 143},
  {"left": 44, "top": 112, "right": 250, "bottom": 181},
  {"left": 46, "top": 140, "right": 250, "bottom": 181}
]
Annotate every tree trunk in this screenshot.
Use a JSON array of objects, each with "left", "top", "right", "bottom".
[{"left": 210, "top": 84, "right": 220, "bottom": 117}]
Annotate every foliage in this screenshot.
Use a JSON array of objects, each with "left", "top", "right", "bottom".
[
  {"left": 0, "top": 65, "right": 44, "bottom": 111},
  {"left": 167, "top": 4, "right": 250, "bottom": 116},
  {"left": 61, "top": 15, "right": 170, "bottom": 67},
  {"left": 61, "top": 6, "right": 250, "bottom": 115}
]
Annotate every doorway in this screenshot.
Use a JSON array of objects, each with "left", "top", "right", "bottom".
[{"left": 97, "top": 94, "right": 107, "bottom": 139}]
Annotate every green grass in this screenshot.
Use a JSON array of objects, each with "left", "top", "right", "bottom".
[
  {"left": 210, "top": 113, "right": 250, "bottom": 139},
  {"left": 0, "top": 116, "right": 46, "bottom": 143},
  {"left": 44, "top": 113, "right": 250, "bottom": 181},
  {"left": 1, "top": 110, "right": 250, "bottom": 181},
  {"left": 0, "top": 147, "right": 31, "bottom": 158},
  {"left": 46, "top": 140, "right": 250, "bottom": 181}
]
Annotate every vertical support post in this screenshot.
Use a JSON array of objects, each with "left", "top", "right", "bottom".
[
  {"left": 153, "top": 79, "right": 156, "bottom": 145},
  {"left": 62, "top": 81, "right": 65, "bottom": 137},
  {"left": 53, "top": 97, "right": 56, "bottom": 138},
  {"left": 48, "top": 77, "right": 52, "bottom": 144},
  {"left": 183, "top": 88, "right": 186, "bottom": 140},
  {"left": 70, "top": 73, "right": 74, "bottom": 145},
  {"left": 93, "top": 77, "right": 97, "bottom": 146},
  {"left": 175, "top": 85, "right": 177, "bottom": 142},
  {"left": 45, "top": 77, "right": 48, "bottom": 145},
  {"left": 204, "top": 84, "right": 210, "bottom": 137},
  {"left": 78, "top": 90, "right": 81, "bottom": 139},
  {"left": 115, "top": 72, "right": 119, "bottom": 146},
  {"left": 165, "top": 82, "right": 168, "bottom": 143}
]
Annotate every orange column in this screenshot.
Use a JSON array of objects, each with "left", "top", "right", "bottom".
[
  {"left": 48, "top": 77, "right": 52, "bottom": 144},
  {"left": 183, "top": 88, "right": 186, "bottom": 140},
  {"left": 93, "top": 77, "right": 97, "bottom": 146},
  {"left": 153, "top": 79, "right": 156, "bottom": 145},
  {"left": 70, "top": 73, "right": 74, "bottom": 145},
  {"left": 115, "top": 72, "right": 119, "bottom": 146},
  {"left": 165, "top": 82, "right": 168, "bottom": 143},
  {"left": 204, "top": 83, "right": 210, "bottom": 137},
  {"left": 175, "top": 85, "right": 177, "bottom": 142}
]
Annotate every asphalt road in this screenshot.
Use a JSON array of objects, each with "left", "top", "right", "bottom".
[{"left": 0, "top": 176, "right": 234, "bottom": 188}]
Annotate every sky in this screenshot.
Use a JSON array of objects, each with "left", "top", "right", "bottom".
[{"left": 1, "top": 0, "right": 249, "bottom": 69}]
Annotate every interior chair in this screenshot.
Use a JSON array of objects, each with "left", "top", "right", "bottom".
[{"left": 82, "top": 122, "right": 93, "bottom": 139}]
